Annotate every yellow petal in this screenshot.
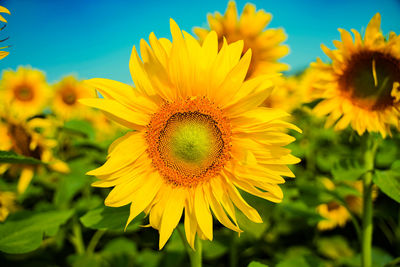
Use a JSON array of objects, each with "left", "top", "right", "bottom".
[
  {"left": 194, "top": 185, "right": 213, "bottom": 240},
  {"left": 79, "top": 98, "right": 149, "bottom": 129},
  {"left": 18, "top": 167, "right": 34, "bottom": 194},
  {"left": 125, "top": 172, "right": 163, "bottom": 230},
  {"left": 87, "top": 132, "right": 146, "bottom": 176},
  {"left": 159, "top": 187, "right": 186, "bottom": 249}
]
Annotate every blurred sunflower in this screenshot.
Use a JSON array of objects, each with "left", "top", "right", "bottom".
[
  {"left": 0, "top": 5, "right": 10, "bottom": 60},
  {"left": 52, "top": 76, "right": 96, "bottom": 120},
  {"left": 0, "top": 116, "right": 69, "bottom": 193},
  {"left": 263, "top": 76, "right": 303, "bottom": 112},
  {"left": 194, "top": 1, "right": 289, "bottom": 79},
  {"left": 82, "top": 19, "right": 300, "bottom": 249},
  {"left": 0, "top": 67, "right": 50, "bottom": 119},
  {"left": 0, "top": 191, "right": 16, "bottom": 222},
  {"left": 317, "top": 179, "right": 377, "bottom": 230},
  {"left": 317, "top": 201, "right": 350, "bottom": 231},
  {"left": 311, "top": 13, "right": 400, "bottom": 137}
]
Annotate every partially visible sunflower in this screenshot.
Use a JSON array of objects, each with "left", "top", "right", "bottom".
[
  {"left": 263, "top": 76, "right": 303, "bottom": 112},
  {"left": 0, "top": 116, "right": 69, "bottom": 193},
  {"left": 0, "top": 191, "right": 17, "bottom": 222},
  {"left": 0, "top": 6, "right": 10, "bottom": 23},
  {"left": 52, "top": 76, "right": 96, "bottom": 120},
  {"left": 194, "top": 1, "right": 289, "bottom": 79},
  {"left": 82, "top": 19, "right": 300, "bottom": 249},
  {"left": 0, "top": 5, "right": 10, "bottom": 60},
  {"left": 311, "top": 13, "right": 400, "bottom": 137},
  {"left": 0, "top": 67, "right": 50, "bottom": 119},
  {"left": 316, "top": 178, "right": 377, "bottom": 231}
]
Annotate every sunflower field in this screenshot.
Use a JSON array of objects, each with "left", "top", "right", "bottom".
[{"left": 0, "top": 1, "right": 399, "bottom": 267}]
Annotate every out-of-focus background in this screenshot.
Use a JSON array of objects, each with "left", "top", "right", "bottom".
[{"left": 1, "top": 0, "right": 400, "bottom": 83}]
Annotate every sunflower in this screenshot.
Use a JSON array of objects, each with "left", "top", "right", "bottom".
[
  {"left": 0, "top": 67, "right": 50, "bottom": 119},
  {"left": 311, "top": 13, "right": 400, "bottom": 137},
  {"left": 317, "top": 201, "right": 350, "bottom": 231},
  {"left": 194, "top": 1, "right": 289, "bottom": 79},
  {"left": 0, "top": 5, "right": 10, "bottom": 60},
  {"left": 0, "top": 191, "right": 16, "bottom": 222},
  {"left": 0, "top": 116, "right": 69, "bottom": 193},
  {"left": 316, "top": 178, "right": 377, "bottom": 230},
  {"left": 52, "top": 76, "right": 96, "bottom": 120},
  {"left": 81, "top": 19, "right": 300, "bottom": 249}
]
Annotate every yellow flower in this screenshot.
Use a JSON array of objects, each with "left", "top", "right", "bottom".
[
  {"left": 81, "top": 19, "right": 300, "bottom": 249},
  {"left": 194, "top": 1, "right": 289, "bottom": 79},
  {"left": 317, "top": 202, "right": 350, "bottom": 231},
  {"left": 317, "top": 178, "right": 377, "bottom": 230},
  {"left": 0, "top": 67, "right": 50, "bottom": 119},
  {"left": 0, "top": 117, "right": 69, "bottom": 194},
  {"left": 0, "top": 5, "right": 10, "bottom": 60},
  {"left": 0, "top": 191, "right": 17, "bottom": 222},
  {"left": 52, "top": 76, "right": 96, "bottom": 120},
  {"left": 311, "top": 13, "right": 400, "bottom": 137}
]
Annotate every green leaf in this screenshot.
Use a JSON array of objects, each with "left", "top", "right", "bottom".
[
  {"left": 279, "top": 202, "right": 325, "bottom": 224},
  {"left": 203, "top": 239, "right": 228, "bottom": 260},
  {"left": 332, "top": 158, "right": 369, "bottom": 181},
  {"left": 248, "top": 262, "right": 269, "bottom": 267},
  {"left": 316, "top": 236, "right": 354, "bottom": 260},
  {"left": 54, "top": 159, "right": 93, "bottom": 207},
  {"left": 0, "top": 150, "right": 43, "bottom": 164},
  {"left": 63, "top": 119, "right": 95, "bottom": 140},
  {"left": 373, "top": 162, "right": 400, "bottom": 203},
  {"left": 0, "top": 209, "right": 74, "bottom": 254},
  {"left": 80, "top": 205, "right": 144, "bottom": 231}
]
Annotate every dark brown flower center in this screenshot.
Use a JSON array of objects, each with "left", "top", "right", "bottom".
[
  {"left": 61, "top": 89, "right": 77, "bottom": 105},
  {"left": 327, "top": 202, "right": 341, "bottom": 212},
  {"left": 14, "top": 86, "right": 34, "bottom": 101},
  {"left": 8, "top": 123, "right": 42, "bottom": 160},
  {"left": 338, "top": 51, "right": 400, "bottom": 110}
]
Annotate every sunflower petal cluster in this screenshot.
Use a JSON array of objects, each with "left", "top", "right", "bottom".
[{"left": 82, "top": 19, "right": 300, "bottom": 249}]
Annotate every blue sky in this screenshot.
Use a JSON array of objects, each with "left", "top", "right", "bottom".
[{"left": 1, "top": 0, "right": 400, "bottom": 84}]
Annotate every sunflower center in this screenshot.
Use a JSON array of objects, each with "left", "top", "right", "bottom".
[
  {"left": 339, "top": 51, "right": 400, "bottom": 110},
  {"left": 146, "top": 98, "right": 231, "bottom": 187},
  {"left": 61, "top": 89, "right": 77, "bottom": 105},
  {"left": 327, "top": 202, "right": 341, "bottom": 212},
  {"left": 8, "top": 123, "right": 42, "bottom": 160},
  {"left": 14, "top": 86, "right": 34, "bottom": 101}
]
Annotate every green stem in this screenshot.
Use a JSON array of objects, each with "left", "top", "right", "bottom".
[
  {"left": 177, "top": 227, "right": 202, "bottom": 267},
  {"left": 87, "top": 230, "right": 106, "bottom": 255},
  {"left": 189, "top": 236, "right": 202, "bottom": 267},
  {"left": 71, "top": 219, "right": 85, "bottom": 255},
  {"left": 361, "top": 135, "right": 378, "bottom": 267},
  {"left": 229, "top": 232, "right": 238, "bottom": 267}
]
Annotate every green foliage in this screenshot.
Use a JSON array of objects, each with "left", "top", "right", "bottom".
[
  {"left": 373, "top": 160, "right": 400, "bottom": 203},
  {"left": 80, "top": 205, "right": 144, "bottom": 231},
  {"left": 332, "top": 158, "right": 369, "bottom": 181},
  {"left": 0, "top": 209, "right": 73, "bottom": 254},
  {"left": 248, "top": 261, "right": 269, "bottom": 267},
  {"left": 0, "top": 150, "right": 43, "bottom": 164}
]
